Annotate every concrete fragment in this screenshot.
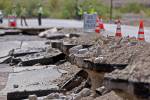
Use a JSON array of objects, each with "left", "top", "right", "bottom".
[
  {"left": 39, "top": 28, "right": 58, "bottom": 38},
  {"left": 61, "top": 70, "right": 88, "bottom": 91},
  {"left": 28, "top": 95, "right": 37, "bottom": 100},
  {"left": 0, "top": 41, "right": 21, "bottom": 58},
  {"left": 78, "top": 49, "right": 88, "bottom": 54},
  {"left": 66, "top": 95, "right": 73, "bottom": 100},
  {"left": 78, "top": 88, "right": 91, "bottom": 97},
  {"left": 94, "top": 56, "right": 105, "bottom": 63},
  {"left": 5, "top": 66, "right": 66, "bottom": 100},
  {"left": 73, "top": 94, "right": 82, "bottom": 100},
  {"left": 13, "top": 65, "right": 49, "bottom": 73},
  {"left": 11, "top": 47, "right": 45, "bottom": 57},
  {"left": 96, "top": 47, "right": 102, "bottom": 56},
  {"left": 13, "top": 84, "right": 19, "bottom": 88},
  {"left": 83, "top": 59, "right": 127, "bottom": 72},
  {"left": 96, "top": 86, "right": 110, "bottom": 95},
  {"left": 69, "top": 33, "right": 80, "bottom": 38},
  {"left": 46, "top": 93, "right": 59, "bottom": 99},
  {"left": 69, "top": 45, "right": 83, "bottom": 54},
  {"left": 12, "top": 50, "right": 65, "bottom": 66},
  {"left": 0, "top": 30, "right": 5, "bottom": 36},
  {"left": 62, "top": 42, "right": 76, "bottom": 55},
  {"left": 51, "top": 40, "right": 62, "bottom": 50},
  {"left": 73, "top": 88, "right": 92, "bottom": 100},
  {"left": 0, "top": 56, "right": 12, "bottom": 64},
  {"left": 74, "top": 54, "right": 87, "bottom": 67},
  {"left": 38, "top": 33, "right": 44, "bottom": 37}
]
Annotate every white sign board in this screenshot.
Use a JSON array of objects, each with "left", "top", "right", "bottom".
[{"left": 83, "top": 13, "right": 97, "bottom": 33}]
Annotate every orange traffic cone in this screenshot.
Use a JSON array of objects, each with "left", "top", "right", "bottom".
[
  {"left": 95, "top": 17, "right": 100, "bottom": 33},
  {"left": 138, "top": 20, "right": 145, "bottom": 41},
  {"left": 115, "top": 20, "right": 122, "bottom": 37},
  {"left": 99, "top": 18, "right": 105, "bottom": 31}
]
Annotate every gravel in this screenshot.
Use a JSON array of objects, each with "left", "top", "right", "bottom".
[
  {"left": 105, "top": 43, "right": 150, "bottom": 83},
  {"left": 51, "top": 62, "right": 81, "bottom": 87}
]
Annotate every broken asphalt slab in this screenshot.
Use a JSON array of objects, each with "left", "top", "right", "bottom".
[
  {"left": 0, "top": 41, "right": 21, "bottom": 58},
  {"left": 0, "top": 64, "right": 13, "bottom": 100},
  {"left": 0, "top": 40, "right": 48, "bottom": 59},
  {"left": 20, "top": 41, "right": 48, "bottom": 49},
  {"left": 2, "top": 29, "right": 22, "bottom": 36},
  {"left": 61, "top": 70, "right": 88, "bottom": 91},
  {"left": 11, "top": 47, "right": 46, "bottom": 57},
  {"left": 104, "top": 64, "right": 150, "bottom": 99},
  {"left": 0, "top": 40, "right": 49, "bottom": 64},
  {"left": 51, "top": 40, "right": 92, "bottom": 55},
  {"left": 0, "top": 64, "right": 13, "bottom": 90},
  {"left": 0, "top": 66, "right": 67, "bottom": 100},
  {"left": 12, "top": 49, "right": 65, "bottom": 66},
  {"left": 83, "top": 59, "right": 127, "bottom": 72}
]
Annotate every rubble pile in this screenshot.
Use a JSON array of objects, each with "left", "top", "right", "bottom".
[
  {"left": 0, "top": 28, "right": 149, "bottom": 100},
  {"left": 105, "top": 46, "right": 150, "bottom": 83},
  {"left": 67, "top": 35, "right": 150, "bottom": 68},
  {"left": 49, "top": 30, "right": 150, "bottom": 100},
  {"left": 51, "top": 62, "right": 81, "bottom": 87},
  {"left": 11, "top": 48, "right": 65, "bottom": 66},
  {"left": 104, "top": 42, "right": 150, "bottom": 99},
  {"left": 62, "top": 33, "right": 98, "bottom": 46},
  {"left": 39, "top": 28, "right": 81, "bottom": 39}
]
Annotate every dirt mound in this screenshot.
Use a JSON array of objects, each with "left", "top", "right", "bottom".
[
  {"left": 68, "top": 34, "right": 149, "bottom": 65},
  {"left": 52, "top": 62, "right": 81, "bottom": 87},
  {"left": 63, "top": 33, "right": 100, "bottom": 46},
  {"left": 105, "top": 43, "right": 150, "bottom": 83}
]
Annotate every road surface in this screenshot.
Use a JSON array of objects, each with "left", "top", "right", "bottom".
[{"left": 1, "top": 18, "right": 150, "bottom": 42}]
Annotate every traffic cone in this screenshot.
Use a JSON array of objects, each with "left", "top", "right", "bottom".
[
  {"left": 95, "top": 17, "right": 100, "bottom": 33},
  {"left": 115, "top": 20, "right": 122, "bottom": 37},
  {"left": 138, "top": 20, "right": 145, "bottom": 41},
  {"left": 99, "top": 18, "right": 105, "bottom": 31}
]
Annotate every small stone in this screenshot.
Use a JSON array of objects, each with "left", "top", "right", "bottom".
[
  {"left": 28, "top": 95, "right": 37, "bottom": 100},
  {"left": 79, "top": 88, "right": 91, "bottom": 97},
  {"left": 46, "top": 93, "right": 60, "bottom": 99},
  {"left": 60, "top": 96, "right": 67, "bottom": 99},
  {"left": 96, "top": 47, "right": 102, "bottom": 56},
  {"left": 94, "top": 56, "right": 104, "bottom": 63},
  {"left": 66, "top": 95, "right": 73, "bottom": 100},
  {"left": 73, "top": 94, "right": 82, "bottom": 100},
  {"left": 13, "top": 84, "right": 19, "bottom": 88},
  {"left": 47, "top": 27, "right": 58, "bottom": 33},
  {"left": 96, "top": 86, "right": 110, "bottom": 95},
  {"left": 69, "top": 45, "right": 83, "bottom": 54},
  {"left": 78, "top": 49, "right": 88, "bottom": 54},
  {"left": 38, "top": 32, "right": 47, "bottom": 38},
  {"left": 39, "top": 28, "right": 58, "bottom": 38}
]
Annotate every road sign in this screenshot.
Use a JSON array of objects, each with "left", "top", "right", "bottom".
[{"left": 83, "top": 12, "right": 97, "bottom": 32}]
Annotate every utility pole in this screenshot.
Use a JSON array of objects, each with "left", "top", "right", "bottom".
[{"left": 110, "top": 0, "right": 113, "bottom": 23}]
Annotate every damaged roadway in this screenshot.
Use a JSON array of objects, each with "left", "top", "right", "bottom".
[
  {"left": 0, "top": 27, "right": 149, "bottom": 100},
  {"left": 0, "top": 29, "right": 83, "bottom": 100},
  {"left": 50, "top": 28, "right": 150, "bottom": 100}
]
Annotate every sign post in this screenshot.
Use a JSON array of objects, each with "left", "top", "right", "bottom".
[{"left": 83, "top": 12, "right": 97, "bottom": 33}]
